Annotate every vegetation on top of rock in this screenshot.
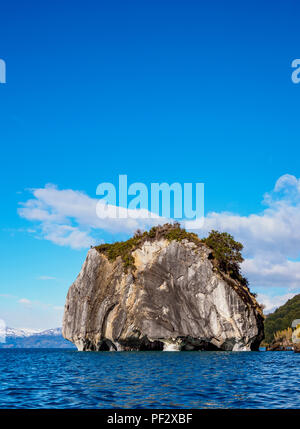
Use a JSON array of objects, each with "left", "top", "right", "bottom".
[
  {"left": 94, "top": 223, "right": 201, "bottom": 271},
  {"left": 94, "top": 223, "right": 250, "bottom": 289},
  {"left": 264, "top": 294, "right": 300, "bottom": 344}
]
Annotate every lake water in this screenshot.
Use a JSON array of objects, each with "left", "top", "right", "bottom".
[{"left": 0, "top": 349, "right": 299, "bottom": 408}]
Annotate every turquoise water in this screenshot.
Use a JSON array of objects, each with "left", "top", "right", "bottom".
[{"left": 0, "top": 349, "right": 299, "bottom": 408}]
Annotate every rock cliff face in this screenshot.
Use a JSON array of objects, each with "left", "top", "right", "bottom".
[{"left": 63, "top": 235, "right": 264, "bottom": 352}]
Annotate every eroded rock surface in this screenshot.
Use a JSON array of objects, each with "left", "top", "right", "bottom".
[{"left": 62, "top": 239, "right": 264, "bottom": 351}]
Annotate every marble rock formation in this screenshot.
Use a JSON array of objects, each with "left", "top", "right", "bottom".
[{"left": 63, "top": 237, "right": 264, "bottom": 351}]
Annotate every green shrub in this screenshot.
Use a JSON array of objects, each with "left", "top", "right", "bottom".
[
  {"left": 201, "top": 230, "right": 248, "bottom": 286},
  {"left": 94, "top": 223, "right": 202, "bottom": 272}
]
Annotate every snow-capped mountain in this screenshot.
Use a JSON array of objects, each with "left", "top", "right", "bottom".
[
  {"left": 5, "top": 327, "right": 44, "bottom": 338},
  {"left": 1, "top": 327, "right": 75, "bottom": 349},
  {"left": 28, "top": 327, "right": 62, "bottom": 337}
]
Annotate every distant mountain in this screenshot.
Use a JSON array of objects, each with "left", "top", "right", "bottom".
[
  {"left": 5, "top": 327, "right": 44, "bottom": 337},
  {"left": 0, "top": 327, "right": 75, "bottom": 349},
  {"left": 264, "top": 294, "right": 300, "bottom": 344}
]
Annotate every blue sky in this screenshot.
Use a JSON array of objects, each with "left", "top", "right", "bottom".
[{"left": 1, "top": 0, "right": 300, "bottom": 328}]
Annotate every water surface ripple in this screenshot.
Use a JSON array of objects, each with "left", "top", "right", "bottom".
[{"left": 0, "top": 349, "right": 299, "bottom": 408}]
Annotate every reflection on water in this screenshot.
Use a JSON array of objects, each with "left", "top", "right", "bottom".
[{"left": 0, "top": 349, "right": 299, "bottom": 408}]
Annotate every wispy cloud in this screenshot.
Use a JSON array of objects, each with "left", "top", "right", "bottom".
[
  {"left": 36, "top": 276, "right": 57, "bottom": 281},
  {"left": 8, "top": 295, "right": 64, "bottom": 314},
  {"left": 0, "top": 294, "right": 18, "bottom": 299}
]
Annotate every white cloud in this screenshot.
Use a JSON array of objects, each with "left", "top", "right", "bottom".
[
  {"left": 257, "top": 293, "right": 297, "bottom": 313},
  {"left": 42, "top": 224, "right": 95, "bottom": 249},
  {"left": 18, "top": 184, "right": 167, "bottom": 250},
  {"left": 273, "top": 174, "right": 300, "bottom": 193},
  {"left": 242, "top": 258, "right": 300, "bottom": 289},
  {"left": 18, "top": 298, "right": 31, "bottom": 305}
]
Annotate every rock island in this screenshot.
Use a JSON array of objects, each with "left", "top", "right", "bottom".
[{"left": 62, "top": 224, "right": 264, "bottom": 351}]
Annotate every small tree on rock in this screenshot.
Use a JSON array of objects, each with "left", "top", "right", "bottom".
[{"left": 202, "top": 230, "right": 247, "bottom": 286}]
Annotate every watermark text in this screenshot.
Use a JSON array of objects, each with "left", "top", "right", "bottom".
[
  {"left": 0, "top": 59, "right": 6, "bottom": 84},
  {"left": 291, "top": 59, "right": 300, "bottom": 83},
  {"left": 96, "top": 175, "right": 204, "bottom": 229}
]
